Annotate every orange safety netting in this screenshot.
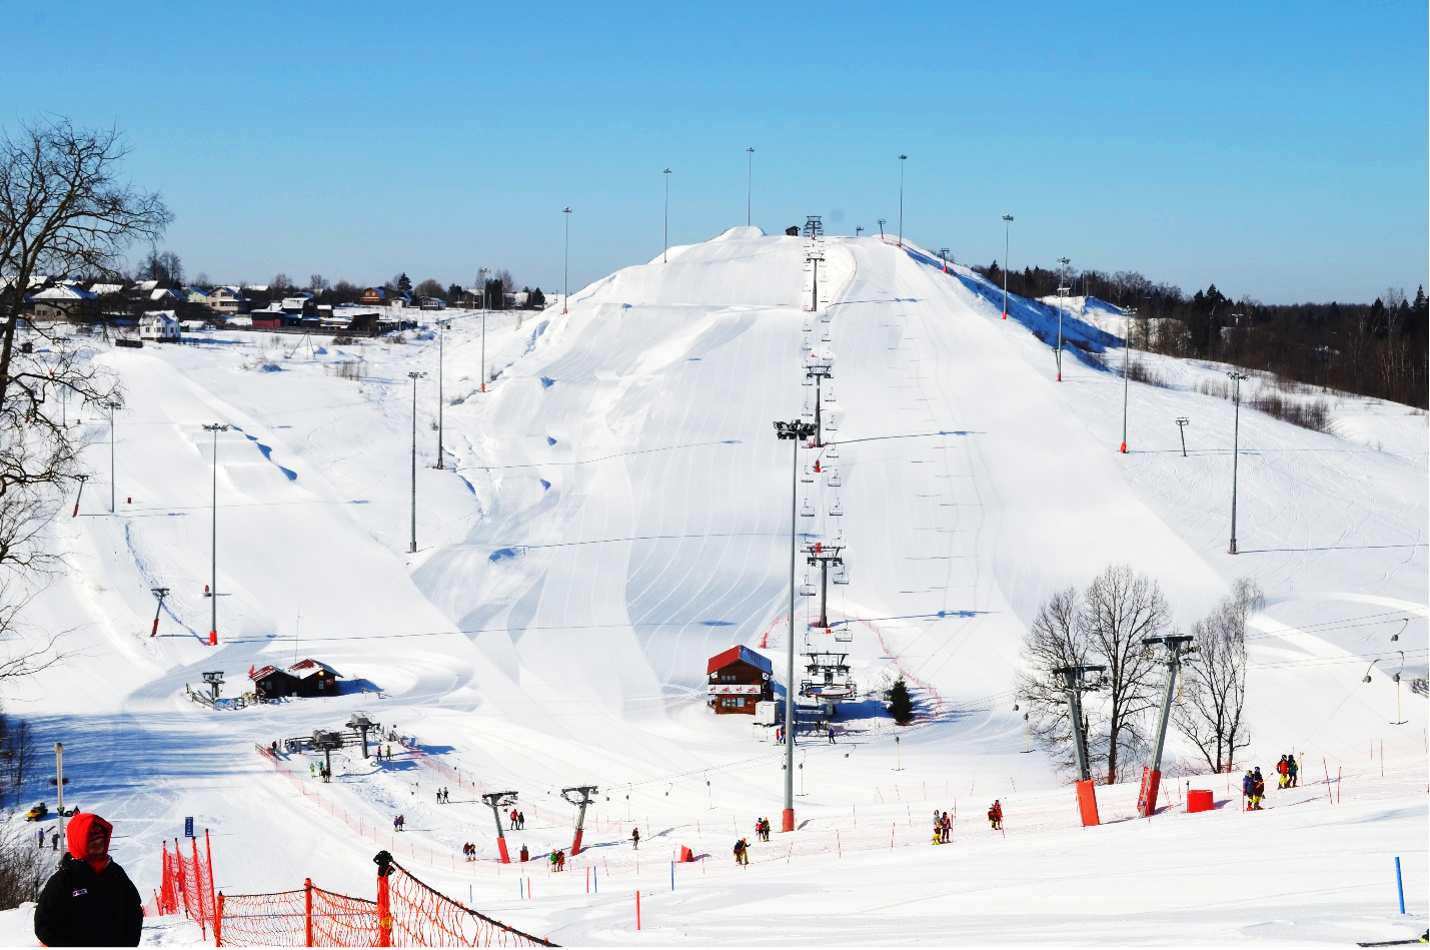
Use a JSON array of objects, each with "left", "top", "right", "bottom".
[
  {"left": 157, "top": 835, "right": 216, "bottom": 938},
  {"left": 216, "top": 882, "right": 381, "bottom": 947},
  {"left": 383, "top": 855, "right": 556, "bottom": 947}
]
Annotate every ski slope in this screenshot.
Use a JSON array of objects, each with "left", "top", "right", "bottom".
[{"left": 0, "top": 227, "right": 1424, "bottom": 945}]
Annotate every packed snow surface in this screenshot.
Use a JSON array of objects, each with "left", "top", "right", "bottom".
[{"left": 2, "top": 229, "right": 1425, "bottom": 945}]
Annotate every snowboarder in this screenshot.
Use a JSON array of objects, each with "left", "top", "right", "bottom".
[
  {"left": 733, "top": 838, "right": 748, "bottom": 866},
  {"left": 987, "top": 801, "right": 1003, "bottom": 830},
  {"left": 1287, "top": 755, "right": 1299, "bottom": 788},
  {"left": 632, "top": 827, "right": 640, "bottom": 850},
  {"left": 33, "top": 812, "right": 143, "bottom": 947},
  {"left": 1276, "top": 755, "right": 1289, "bottom": 790}
]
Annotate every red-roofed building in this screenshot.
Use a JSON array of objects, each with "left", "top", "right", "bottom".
[{"left": 706, "top": 645, "right": 773, "bottom": 715}]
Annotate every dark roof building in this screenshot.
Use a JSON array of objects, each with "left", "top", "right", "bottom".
[{"left": 706, "top": 645, "right": 773, "bottom": 715}]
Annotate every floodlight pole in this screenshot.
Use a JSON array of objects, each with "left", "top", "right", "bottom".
[
  {"left": 1055, "top": 257, "right": 1071, "bottom": 382},
  {"left": 54, "top": 743, "right": 65, "bottom": 840},
  {"left": 1120, "top": 307, "right": 1136, "bottom": 453},
  {"left": 896, "top": 155, "right": 907, "bottom": 247},
  {"left": 1001, "top": 215, "right": 1014, "bottom": 319},
  {"left": 202, "top": 423, "right": 228, "bottom": 646},
  {"left": 1227, "top": 371, "right": 1249, "bottom": 554},
  {"left": 663, "top": 168, "right": 672, "bottom": 263},
  {"left": 878, "top": 219, "right": 886, "bottom": 239},
  {"left": 562, "top": 207, "right": 572, "bottom": 314},
  {"left": 1136, "top": 636, "right": 1195, "bottom": 817},
  {"left": 745, "top": 147, "right": 754, "bottom": 227},
  {"left": 71, "top": 473, "right": 88, "bottom": 518},
  {"left": 436, "top": 320, "right": 446, "bottom": 469},
  {"left": 855, "top": 226, "right": 863, "bottom": 238},
  {"left": 408, "top": 372, "right": 425, "bottom": 553},
  {"left": 105, "top": 400, "right": 121, "bottom": 512},
  {"left": 478, "top": 267, "right": 490, "bottom": 392},
  {"left": 1176, "top": 417, "right": 1190, "bottom": 457},
  {"left": 774, "top": 419, "right": 816, "bottom": 833}
]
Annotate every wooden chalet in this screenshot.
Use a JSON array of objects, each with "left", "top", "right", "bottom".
[
  {"left": 706, "top": 645, "right": 773, "bottom": 715},
  {"left": 250, "top": 658, "right": 340, "bottom": 700}
]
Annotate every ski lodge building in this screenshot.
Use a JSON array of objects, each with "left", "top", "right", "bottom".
[
  {"left": 251, "top": 658, "right": 340, "bottom": 701},
  {"left": 706, "top": 645, "right": 773, "bottom": 715}
]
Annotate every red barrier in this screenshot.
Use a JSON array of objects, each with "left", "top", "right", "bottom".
[
  {"left": 1187, "top": 789, "right": 1214, "bottom": 813},
  {"left": 1075, "top": 780, "right": 1100, "bottom": 827}
]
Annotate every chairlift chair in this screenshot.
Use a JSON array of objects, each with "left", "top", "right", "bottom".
[
  {"left": 802, "top": 401, "right": 813, "bottom": 419},
  {"left": 821, "top": 329, "right": 832, "bottom": 342},
  {"left": 800, "top": 465, "right": 814, "bottom": 484},
  {"left": 800, "top": 577, "right": 816, "bottom": 597},
  {"left": 800, "top": 499, "right": 815, "bottom": 518},
  {"left": 824, "top": 415, "right": 839, "bottom": 432},
  {"left": 832, "top": 566, "right": 849, "bottom": 586},
  {"left": 824, "top": 388, "right": 836, "bottom": 404},
  {"left": 801, "top": 375, "right": 813, "bottom": 387},
  {"left": 827, "top": 469, "right": 842, "bottom": 488},
  {"left": 829, "top": 497, "right": 844, "bottom": 517},
  {"left": 825, "top": 444, "right": 839, "bottom": 459},
  {"left": 802, "top": 337, "right": 812, "bottom": 351},
  {"left": 802, "top": 318, "right": 812, "bottom": 332},
  {"left": 834, "top": 625, "right": 853, "bottom": 643},
  {"left": 820, "top": 310, "right": 832, "bottom": 323}
]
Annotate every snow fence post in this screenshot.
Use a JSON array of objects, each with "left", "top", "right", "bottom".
[
  {"left": 205, "top": 829, "right": 217, "bottom": 934},
  {"left": 374, "top": 851, "right": 393, "bottom": 947},
  {"left": 192, "top": 836, "right": 207, "bottom": 941},
  {"left": 214, "top": 894, "right": 223, "bottom": 946},
  {"left": 304, "top": 878, "right": 314, "bottom": 947}
]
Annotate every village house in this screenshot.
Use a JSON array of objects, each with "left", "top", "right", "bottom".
[
  {"left": 28, "top": 285, "right": 99, "bottom": 322},
  {"left": 706, "top": 645, "right": 774, "bottom": 715}
]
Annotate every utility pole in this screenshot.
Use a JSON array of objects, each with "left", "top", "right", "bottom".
[
  {"left": 562, "top": 207, "right": 572, "bottom": 314},
  {"left": 1136, "top": 637, "right": 1195, "bottom": 817},
  {"left": 105, "top": 399, "right": 121, "bottom": 512},
  {"left": 1176, "top": 417, "right": 1190, "bottom": 457},
  {"left": 662, "top": 168, "right": 672, "bottom": 263},
  {"left": 436, "top": 319, "right": 446, "bottom": 469},
  {"left": 54, "top": 743, "right": 66, "bottom": 840},
  {"left": 774, "top": 418, "right": 816, "bottom": 833},
  {"left": 1001, "top": 214, "right": 1014, "bottom": 319},
  {"left": 896, "top": 155, "right": 907, "bottom": 247},
  {"left": 1227, "top": 371, "right": 1249, "bottom": 554},
  {"left": 1055, "top": 257, "right": 1071, "bottom": 382},
  {"left": 806, "top": 363, "right": 832, "bottom": 447},
  {"left": 150, "top": 587, "right": 169, "bottom": 637},
  {"left": 408, "top": 372, "right": 425, "bottom": 554},
  {"left": 805, "top": 542, "right": 844, "bottom": 628},
  {"left": 1120, "top": 307, "right": 1136, "bottom": 453},
  {"left": 478, "top": 267, "right": 490, "bottom": 393},
  {"left": 745, "top": 147, "right": 754, "bottom": 227},
  {"left": 561, "top": 785, "right": 599, "bottom": 856},
  {"left": 202, "top": 423, "right": 227, "bottom": 647}
]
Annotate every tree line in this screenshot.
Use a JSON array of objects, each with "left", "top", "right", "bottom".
[{"left": 976, "top": 261, "right": 1428, "bottom": 409}]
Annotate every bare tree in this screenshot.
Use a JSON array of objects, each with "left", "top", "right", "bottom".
[
  {"left": 1083, "top": 565, "right": 1170, "bottom": 783},
  {"left": 1175, "top": 578, "right": 1260, "bottom": 773},
  {"left": 412, "top": 278, "right": 445, "bottom": 299},
  {"left": 0, "top": 116, "right": 169, "bottom": 677},
  {"left": 1016, "top": 587, "right": 1096, "bottom": 776}
]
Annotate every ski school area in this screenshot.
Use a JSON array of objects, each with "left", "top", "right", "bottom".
[{"left": 0, "top": 227, "right": 1424, "bottom": 945}]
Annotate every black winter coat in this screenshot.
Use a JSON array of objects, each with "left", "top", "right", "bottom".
[{"left": 34, "top": 853, "right": 143, "bottom": 947}]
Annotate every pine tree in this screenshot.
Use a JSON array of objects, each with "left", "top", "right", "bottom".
[{"left": 887, "top": 678, "right": 913, "bottom": 725}]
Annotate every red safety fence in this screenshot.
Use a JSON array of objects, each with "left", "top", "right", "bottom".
[
  {"left": 212, "top": 853, "right": 556, "bottom": 947},
  {"left": 155, "top": 832, "right": 217, "bottom": 939}
]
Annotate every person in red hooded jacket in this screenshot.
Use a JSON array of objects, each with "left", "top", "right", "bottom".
[{"left": 34, "top": 812, "right": 142, "bottom": 947}]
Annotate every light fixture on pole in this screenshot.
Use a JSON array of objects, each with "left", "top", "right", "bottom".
[
  {"left": 408, "top": 371, "right": 426, "bottom": 554},
  {"left": 1055, "top": 257, "right": 1071, "bottom": 382},
  {"left": 562, "top": 207, "right": 572, "bottom": 314},
  {"left": 662, "top": 168, "right": 672, "bottom": 264},
  {"left": 1120, "top": 307, "right": 1136, "bottom": 453},
  {"left": 896, "top": 155, "right": 907, "bottom": 248},
  {"left": 745, "top": 147, "right": 755, "bottom": 227},
  {"left": 478, "top": 267, "right": 490, "bottom": 393},
  {"left": 1227, "top": 370, "right": 1249, "bottom": 554},
  {"left": 878, "top": 218, "right": 886, "bottom": 239},
  {"left": 202, "top": 423, "right": 228, "bottom": 646},
  {"left": 1175, "top": 417, "right": 1190, "bottom": 457},
  {"left": 436, "top": 319, "right": 447, "bottom": 469},
  {"left": 1001, "top": 215, "right": 1014, "bottom": 319},
  {"left": 105, "top": 399, "right": 121, "bottom": 512},
  {"left": 773, "top": 417, "right": 816, "bottom": 834},
  {"left": 855, "top": 226, "right": 863, "bottom": 238}
]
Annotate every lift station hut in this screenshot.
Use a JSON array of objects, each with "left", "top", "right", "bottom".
[{"left": 706, "top": 646, "right": 773, "bottom": 715}]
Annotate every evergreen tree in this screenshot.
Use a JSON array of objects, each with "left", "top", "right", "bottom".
[{"left": 887, "top": 678, "right": 913, "bottom": 725}]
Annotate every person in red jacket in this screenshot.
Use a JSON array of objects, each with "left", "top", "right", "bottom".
[{"left": 34, "top": 812, "right": 143, "bottom": 947}]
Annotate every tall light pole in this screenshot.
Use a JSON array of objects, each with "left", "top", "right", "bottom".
[
  {"left": 1001, "top": 215, "right": 1014, "bottom": 319},
  {"left": 1055, "top": 257, "right": 1071, "bottom": 382},
  {"left": 478, "top": 267, "right": 490, "bottom": 393},
  {"left": 745, "top": 147, "right": 754, "bottom": 227},
  {"left": 436, "top": 319, "right": 447, "bottom": 469},
  {"left": 105, "top": 399, "right": 121, "bottom": 512},
  {"left": 408, "top": 372, "right": 425, "bottom": 553},
  {"left": 896, "top": 155, "right": 907, "bottom": 248},
  {"left": 1227, "top": 371, "right": 1249, "bottom": 554},
  {"left": 202, "top": 423, "right": 227, "bottom": 647},
  {"left": 878, "top": 218, "right": 886, "bottom": 239},
  {"left": 855, "top": 226, "right": 863, "bottom": 238},
  {"left": 562, "top": 207, "right": 572, "bottom": 314},
  {"left": 1120, "top": 307, "right": 1136, "bottom": 454},
  {"left": 773, "top": 418, "right": 816, "bottom": 834},
  {"left": 662, "top": 168, "right": 672, "bottom": 264}
]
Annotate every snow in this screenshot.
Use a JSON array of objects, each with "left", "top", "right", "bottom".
[{"left": 0, "top": 229, "right": 1424, "bottom": 945}]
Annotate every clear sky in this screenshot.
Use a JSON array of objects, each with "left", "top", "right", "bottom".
[{"left": 6, "top": 1, "right": 1426, "bottom": 303}]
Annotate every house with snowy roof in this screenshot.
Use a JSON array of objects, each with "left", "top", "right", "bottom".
[{"left": 707, "top": 645, "right": 773, "bottom": 715}]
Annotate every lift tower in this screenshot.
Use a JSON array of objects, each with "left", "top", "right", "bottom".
[
  {"left": 1054, "top": 664, "right": 1105, "bottom": 826},
  {"left": 561, "top": 785, "right": 599, "bottom": 856},
  {"left": 1136, "top": 636, "right": 1195, "bottom": 817},
  {"left": 805, "top": 541, "right": 844, "bottom": 629},
  {"left": 481, "top": 791, "right": 519, "bottom": 863}
]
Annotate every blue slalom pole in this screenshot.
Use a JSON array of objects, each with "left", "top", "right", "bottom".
[
  {"left": 519, "top": 878, "right": 524, "bottom": 900},
  {"left": 1395, "top": 857, "right": 1405, "bottom": 913},
  {"left": 594, "top": 866, "right": 598, "bottom": 893},
  {"left": 671, "top": 860, "right": 675, "bottom": 891}
]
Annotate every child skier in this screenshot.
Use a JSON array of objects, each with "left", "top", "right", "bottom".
[
  {"left": 987, "top": 801, "right": 1003, "bottom": 830},
  {"left": 1251, "top": 768, "right": 1266, "bottom": 809},
  {"left": 1242, "top": 770, "right": 1255, "bottom": 810}
]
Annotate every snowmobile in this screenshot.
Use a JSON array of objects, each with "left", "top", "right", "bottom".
[{"left": 25, "top": 802, "right": 48, "bottom": 821}]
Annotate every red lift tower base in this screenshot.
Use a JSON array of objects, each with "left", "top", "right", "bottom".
[
  {"left": 497, "top": 838, "right": 510, "bottom": 864},
  {"left": 781, "top": 808, "right": 794, "bottom": 833},
  {"left": 1136, "top": 766, "right": 1162, "bottom": 818},
  {"left": 1075, "top": 780, "right": 1101, "bottom": 826},
  {"left": 570, "top": 830, "right": 584, "bottom": 857}
]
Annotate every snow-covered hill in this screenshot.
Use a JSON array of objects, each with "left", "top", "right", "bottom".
[{"left": 2, "top": 228, "right": 1425, "bottom": 944}]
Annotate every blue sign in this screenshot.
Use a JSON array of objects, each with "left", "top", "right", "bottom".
[{"left": 184, "top": 817, "right": 194, "bottom": 838}]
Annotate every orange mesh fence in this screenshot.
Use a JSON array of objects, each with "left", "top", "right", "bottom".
[
  {"left": 383, "top": 855, "right": 556, "bottom": 947},
  {"left": 215, "top": 882, "right": 381, "bottom": 947},
  {"left": 155, "top": 835, "right": 216, "bottom": 937}
]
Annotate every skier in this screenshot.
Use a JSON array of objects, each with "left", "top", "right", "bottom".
[
  {"left": 827, "top": 726, "right": 836, "bottom": 745},
  {"left": 36, "top": 827, "right": 43, "bottom": 848},
  {"left": 549, "top": 850, "right": 559, "bottom": 872},
  {"left": 518, "top": 811, "right": 526, "bottom": 830},
  {"left": 987, "top": 800, "right": 1003, "bottom": 830},
  {"left": 33, "top": 812, "right": 143, "bottom": 947},
  {"left": 51, "top": 832, "right": 59, "bottom": 851},
  {"left": 385, "top": 745, "right": 392, "bottom": 761},
  {"left": 556, "top": 849, "right": 566, "bottom": 872},
  {"left": 932, "top": 815, "right": 943, "bottom": 845},
  {"left": 1242, "top": 770, "right": 1255, "bottom": 810},
  {"left": 941, "top": 811, "right": 951, "bottom": 844},
  {"left": 1276, "top": 755, "right": 1289, "bottom": 790},
  {"left": 309, "top": 762, "right": 315, "bottom": 778},
  {"left": 1287, "top": 754, "right": 1299, "bottom": 788},
  {"left": 1251, "top": 768, "right": 1266, "bottom": 809},
  {"left": 733, "top": 838, "right": 748, "bottom": 866},
  {"left": 632, "top": 827, "right": 640, "bottom": 850}
]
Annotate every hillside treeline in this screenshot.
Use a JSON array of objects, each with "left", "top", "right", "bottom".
[{"left": 975, "top": 262, "right": 1428, "bottom": 409}]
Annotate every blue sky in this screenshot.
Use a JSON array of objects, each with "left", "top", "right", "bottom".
[{"left": 7, "top": 1, "right": 1426, "bottom": 302}]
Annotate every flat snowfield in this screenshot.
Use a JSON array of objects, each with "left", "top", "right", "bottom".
[{"left": 3, "top": 229, "right": 1425, "bottom": 945}]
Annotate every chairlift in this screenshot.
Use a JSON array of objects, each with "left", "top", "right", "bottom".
[
  {"left": 801, "top": 336, "right": 812, "bottom": 351},
  {"left": 827, "top": 469, "right": 842, "bottom": 488},
  {"left": 824, "top": 416, "right": 839, "bottom": 432},
  {"left": 820, "top": 329, "right": 832, "bottom": 343},
  {"left": 800, "top": 465, "right": 814, "bottom": 484},
  {"left": 832, "top": 565, "right": 849, "bottom": 586},
  {"left": 800, "top": 499, "right": 815, "bottom": 518},
  {"left": 824, "top": 388, "right": 836, "bottom": 404},
  {"left": 799, "top": 577, "right": 816, "bottom": 597},
  {"left": 829, "top": 497, "right": 844, "bottom": 517},
  {"left": 802, "top": 401, "right": 813, "bottom": 419},
  {"left": 802, "top": 318, "right": 812, "bottom": 332},
  {"left": 825, "top": 444, "right": 839, "bottom": 459}
]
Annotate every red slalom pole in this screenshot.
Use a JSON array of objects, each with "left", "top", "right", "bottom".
[{"left": 636, "top": 890, "right": 641, "bottom": 931}]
